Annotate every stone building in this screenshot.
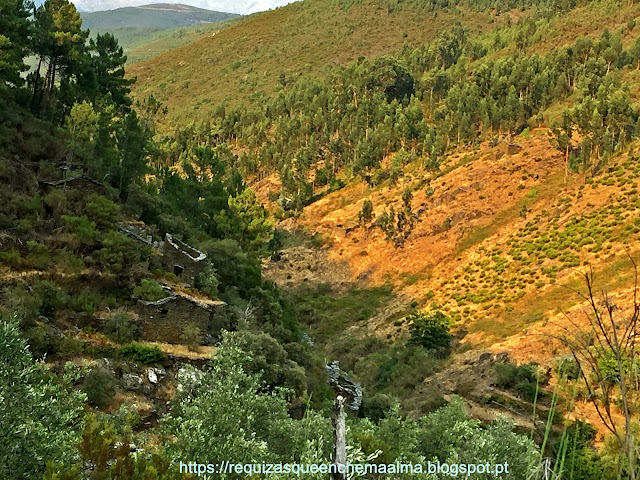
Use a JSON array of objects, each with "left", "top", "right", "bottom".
[
  {"left": 160, "top": 233, "right": 207, "bottom": 286},
  {"left": 136, "top": 288, "right": 226, "bottom": 344},
  {"left": 40, "top": 174, "right": 108, "bottom": 197}
]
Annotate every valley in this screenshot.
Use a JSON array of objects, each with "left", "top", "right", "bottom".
[{"left": 3, "top": 0, "right": 640, "bottom": 478}]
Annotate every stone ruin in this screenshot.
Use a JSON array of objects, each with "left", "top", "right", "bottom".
[
  {"left": 159, "top": 233, "right": 207, "bottom": 286},
  {"left": 40, "top": 174, "right": 108, "bottom": 197},
  {"left": 136, "top": 287, "right": 226, "bottom": 344},
  {"left": 118, "top": 225, "right": 208, "bottom": 287},
  {"left": 117, "top": 222, "right": 157, "bottom": 248}
]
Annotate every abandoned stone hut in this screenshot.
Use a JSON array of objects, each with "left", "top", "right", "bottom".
[
  {"left": 136, "top": 288, "right": 226, "bottom": 344},
  {"left": 40, "top": 174, "right": 108, "bottom": 197},
  {"left": 159, "top": 233, "right": 207, "bottom": 286}
]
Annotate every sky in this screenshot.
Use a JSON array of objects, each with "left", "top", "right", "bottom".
[{"left": 34, "top": 0, "right": 298, "bottom": 15}]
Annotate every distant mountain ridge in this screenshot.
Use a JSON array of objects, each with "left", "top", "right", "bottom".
[
  {"left": 66, "top": 0, "right": 297, "bottom": 15},
  {"left": 81, "top": 3, "right": 239, "bottom": 31}
]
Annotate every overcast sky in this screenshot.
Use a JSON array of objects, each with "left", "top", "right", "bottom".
[{"left": 35, "top": 0, "right": 298, "bottom": 15}]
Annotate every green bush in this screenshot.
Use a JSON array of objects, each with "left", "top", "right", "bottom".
[
  {"left": 62, "top": 215, "right": 97, "bottom": 248},
  {"left": 85, "top": 194, "right": 120, "bottom": 230},
  {"left": 360, "top": 392, "right": 397, "bottom": 423},
  {"left": 69, "top": 289, "right": 101, "bottom": 316},
  {"left": 103, "top": 311, "right": 138, "bottom": 344},
  {"left": 44, "top": 189, "right": 68, "bottom": 215},
  {"left": 494, "top": 361, "right": 542, "bottom": 400},
  {"left": 96, "top": 231, "right": 139, "bottom": 274},
  {"left": 0, "top": 248, "right": 22, "bottom": 268},
  {"left": 358, "top": 199, "right": 374, "bottom": 224},
  {"left": 133, "top": 279, "right": 166, "bottom": 302},
  {"left": 195, "top": 264, "right": 220, "bottom": 299},
  {"left": 180, "top": 323, "right": 202, "bottom": 352},
  {"left": 120, "top": 342, "right": 165, "bottom": 364},
  {"left": 25, "top": 241, "right": 51, "bottom": 270},
  {"left": 554, "top": 355, "right": 581, "bottom": 381},
  {"left": 408, "top": 311, "right": 452, "bottom": 354},
  {"left": 83, "top": 367, "right": 116, "bottom": 408},
  {"left": 33, "top": 280, "right": 67, "bottom": 319}
]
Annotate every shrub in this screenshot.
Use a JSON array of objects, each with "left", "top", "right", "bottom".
[
  {"left": 69, "top": 289, "right": 101, "bottom": 316},
  {"left": 103, "top": 311, "right": 138, "bottom": 344},
  {"left": 33, "top": 280, "right": 67, "bottom": 319},
  {"left": 55, "top": 249, "right": 84, "bottom": 274},
  {"left": 360, "top": 392, "right": 397, "bottom": 423},
  {"left": 494, "top": 361, "right": 542, "bottom": 401},
  {"left": 25, "top": 241, "right": 51, "bottom": 270},
  {"left": 180, "top": 323, "right": 202, "bottom": 352},
  {"left": 96, "top": 231, "right": 139, "bottom": 274},
  {"left": 554, "top": 355, "right": 581, "bottom": 380},
  {"left": 44, "top": 189, "right": 68, "bottom": 215},
  {"left": 0, "top": 248, "right": 22, "bottom": 268},
  {"left": 85, "top": 194, "right": 120, "bottom": 230},
  {"left": 62, "top": 215, "right": 97, "bottom": 248},
  {"left": 358, "top": 199, "right": 374, "bottom": 224},
  {"left": 120, "top": 342, "right": 165, "bottom": 364},
  {"left": 408, "top": 311, "right": 452, "bottom": 353},
  {"left": 133, "top": 279, "right": 166, "bottom": 302},
  {"left": 83, "top": 367, "right": 116, "bottom": 408},
  {"left": 195, "top": 264, "right": 220, "bottom": 299}
]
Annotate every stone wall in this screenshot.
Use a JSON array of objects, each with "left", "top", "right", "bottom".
[
  {"left": 136, "top": 293, "right": 225, "bottom": 344},
  {"left": 160, "top": 233, "right": 207, "bottom": 286}
]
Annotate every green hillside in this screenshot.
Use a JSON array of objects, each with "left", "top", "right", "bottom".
[
  {"left": 98, "top": 20, "right": 239, "bottom": 64},
  {"left": 5, "top": 0, "right": 640, "bottom": 478},
  {"left": 80, "top": 4, "right": 240, "bottom": 64},
  {"left": 81, "top": 4, "right": 239, "bottom": 31}
]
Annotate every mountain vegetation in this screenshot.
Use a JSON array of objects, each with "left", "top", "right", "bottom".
[
  {"left": 81, "top": 4, "right": 239, "bottom": 31},
  {"left": 79, "top": 4, "right": 240, "bottom": 64},
  {"left": 3, "top": 0, "right": 640, "bottom": 478}
]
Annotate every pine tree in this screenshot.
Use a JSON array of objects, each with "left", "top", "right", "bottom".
[{"left": 0, "top": 0, "right": 32, "bottom": 93}]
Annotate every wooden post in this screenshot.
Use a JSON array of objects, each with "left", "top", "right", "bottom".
[{"left": 331, "top": 395, "right": 347, "bottom": 480}]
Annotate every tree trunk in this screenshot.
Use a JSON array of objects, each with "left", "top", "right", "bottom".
[{"left": 331, "top": 396, "right": 347, "bottom": 480}]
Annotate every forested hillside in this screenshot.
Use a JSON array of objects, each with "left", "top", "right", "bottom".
[
  {"left": 3, "top": 0, "right": 640, "bottom": 478},
  {"left": 80, "top": 4, "right": 240, "bottom": 64}
]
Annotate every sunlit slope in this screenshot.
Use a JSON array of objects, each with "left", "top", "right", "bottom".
[{"left": 266, "top": 133, "right": 640, "bottom": 352}]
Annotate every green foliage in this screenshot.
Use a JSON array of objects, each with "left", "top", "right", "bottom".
[
  {"left": 222, "top": 330, "right": 307, "bottom": 396},
  {"left": 63, "top": 215, "right": 97, "bottom": 248},
  {"left": 291, "top": 284, "right": 393, "bottom": 341},
  {"left": 408, "top": 310, "right": 452, "bottom": 353},
  {"left": 358, "top": 199, "right": 374, "bottom": 224},
  {"left": 120, "top": 342, "right": 165, "bottom": 364},
  {"left": 26, "top": 240, "right": 52, "bottom": 269},
  {"left": 554, "top": 355, "right": 581, "bottom": 381},
  {"left": 96, "top": 231, "right": 140, "bottom": 274},
  {"left": 0, "top": 247, "right": 22, "bottom": 268},
  {"left": 164, "top": 346, "right": 331, "bottom": 471},
  {"left": 85, "top": 194, "right": 120, "bottom": 230},
  {"left": 195, "top": 263, "right": 220, "bottom": 299},
  {"left": 0, "top": 319, "right": 85, "bottom": 479},
  {"left": 180, "top": 322, "right": 202, "bottom": 352},
  {"left": 103, "top": 311, "right": 138, "bottom": 344},
  {"left": 0, "top": 0, "right": 32, "bottom": 93},
  {"left": 133, "top": 278, "right": 166, "bottom": 301},
  {"left": 34, "top": 279, "right": 68, "bottom": 319},
  {"left": 45, "top": 413, "right": 189, "bottom": 479},
  {"left": 494, "top": 361, "right": 545, "bottom": 401},
  {"left": 67, "top": 101, "right": 99, "bottom": 166},
  {"left": 82, "top": 366, "right": 117, "bottom": 408}
]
